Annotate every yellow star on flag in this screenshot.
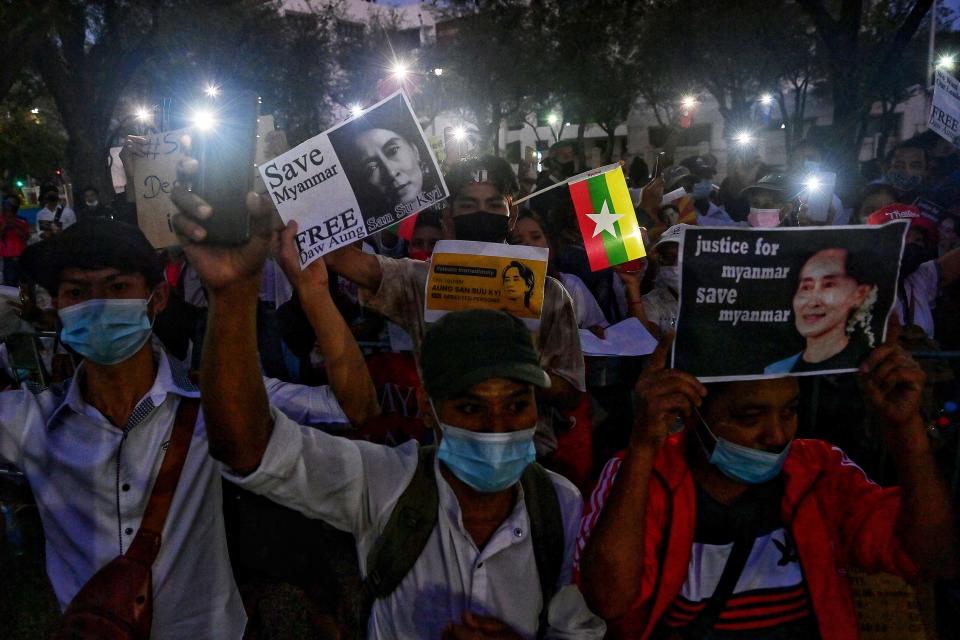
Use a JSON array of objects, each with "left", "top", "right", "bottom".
[{"left": 586, "top": 200, "right": 625, "bottom": 238}]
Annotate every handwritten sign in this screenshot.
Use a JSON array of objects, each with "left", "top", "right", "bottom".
[
  {"left": 424, "top": 240, "right": 548, "bottom": 329},
  {"left": 260, "top": 91, "right": 448, "bottom": 267},
  {"left": 129, "top": 127, "right": 190, "bottom": 248},
  {"left": 930, "top": 69, "right": 960, "bottom": 147}
]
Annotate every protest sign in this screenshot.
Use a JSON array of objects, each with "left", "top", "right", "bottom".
[
  {"left": 129, "top": 127, "right": 190, "bottom": 248},
  {"left": 568, "top": 164, "right": 646, "bottom": 271},
  {"left": 930, "top": 69, "right": 960, "bottom": 147},
  {"left": 671, "top": 223, "right": 908, "bottom": 381},
  {"left": 260, "top": 91, "right": 448, "bottom": 267},
  {"left": 424, "top": 240, "right": 548, "bottom": 329}
]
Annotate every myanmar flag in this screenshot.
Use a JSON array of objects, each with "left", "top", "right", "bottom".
[{"left": 569, "top": 164, "right": 646, "bottom": 271}]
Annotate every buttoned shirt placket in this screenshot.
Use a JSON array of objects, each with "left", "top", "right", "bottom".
[{"left": 115, "top": 396, "right": 159, "bottom": 554}]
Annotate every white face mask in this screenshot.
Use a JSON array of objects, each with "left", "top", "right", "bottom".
[
  {"left": 85, "top": 200, "right": 98, "bottom": 207},
  {"left": 748, "top": 208, "right": 782, "bottom": 228},
  {"left": 655, "top": 265, "right": 680, "bottom": 292}
]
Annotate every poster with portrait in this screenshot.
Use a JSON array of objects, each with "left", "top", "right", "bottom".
[
  {"left": 424, "top": 240, "right": 548, "bottom": 329},
  {"left": 671, "top": 222, "right": 908, "bottom": 382},
  {"left": 128, "top": 127, "right": 191, "bottom": 248},
  {"left": 260, "top": 91, "right": 448, "bottom": 267}
]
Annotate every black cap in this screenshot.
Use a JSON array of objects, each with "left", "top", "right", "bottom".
[
  {"left": 739, "top": 173, "right": 791, "bottom": 198},
  {"left": 444, "top": 155, "right": 520, "bottom": 201},
  {"left": 21, "top": 218, "right": 163, "bottom": 294},
  {"left": 420, "top": 309, "right": 550, "bottom": 401}
]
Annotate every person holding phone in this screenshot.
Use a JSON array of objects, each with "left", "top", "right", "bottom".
[{"left": 0, "top": 213, "right": 377, "bottom": 639}]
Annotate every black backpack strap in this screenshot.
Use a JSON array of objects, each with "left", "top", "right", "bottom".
[
  {"left": 358, "top": 445, "right": 439, "bottom": 637},
  {"left": 520, "top": 462, "right": 564, "bottom": 639},
  {"left": 54, "top": 204, "right": 64, "bottom": 224},
  {"left": 358, "top": 450, "right": 565, "bottom": 639}
]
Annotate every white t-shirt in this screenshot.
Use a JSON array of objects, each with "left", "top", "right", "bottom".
[
  {"left": 895, "top": 259, "right": 939, "bottom": 339},
  {"left": 559, "top": 273, "right": 608, "bottom": 330},
  {"left": 36, "top": 205, "right": 77, "bottom": 236}
]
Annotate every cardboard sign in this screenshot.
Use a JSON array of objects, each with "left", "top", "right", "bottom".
[
  {"left": 424, "top": 240, "right": 548, "bottom": 329},
  {"left": 129, "top": 127, "right": 190, "bottom": 248},
  {"left": 849, "top": 571, "right": 933, "bottom": 640},
  {"left": 260, "top": 91, "right": 448, "bottom": 267},
  {"left": 671, "top": 223, "right": 908, "bottom": 381},
  {"left": 930, "top": 69, "right": 960, "bottom": 147}
]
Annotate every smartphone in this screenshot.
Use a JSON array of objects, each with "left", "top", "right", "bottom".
[
  {"left": 803, "top": 171, "right": 836, "bottom": 223},
  {"left": 653, "top": 152, "right": 665, "bottom": 179},
  {"left": 193, "top": 90, "right": 259, "bottom": 245}
]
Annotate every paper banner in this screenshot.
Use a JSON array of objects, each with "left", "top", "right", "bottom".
[
  {"left": 260, "top": 91, "right": 448, "bottom": 267},
  {"left": 424, "top": 240, "right": 548, "bottom": 329},
  {"left": 671, "top": 222, "right": 908, "bottom": 381}
]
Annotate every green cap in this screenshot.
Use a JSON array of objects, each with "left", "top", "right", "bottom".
[{"left": 421, "top": 309, "right": 551, "bottom": 401}]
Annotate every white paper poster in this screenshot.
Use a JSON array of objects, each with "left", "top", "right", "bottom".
[{"left": 260, "top": 91, "right": 448, "bottom": 267}]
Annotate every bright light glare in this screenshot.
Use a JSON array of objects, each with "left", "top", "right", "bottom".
[
  {"left": 804, "top": 175, "right": 822, "bottom": 192},
  {"left": 204, "top": 84, "right": 220, "bottom": 98},
  {"left": 937, "top": 54, "right": 956, "bottom": 72},
  {"left": 433, "top": 68, "right": 443, "bottom": 77},
  {"left": 350, "top": 104, "right": 364, "bottom": 118},
  {"left": 681, "top": 95, "right": 697, "bottom": 109},
  {"left": 29, "top": 107, "right": 39, "bottom": 114},
  {"left": 134, "top": 107, "right": 150, "bottom": 122},
  {"left": 759, "top": 93, "right": 773, "bottom": 106},
  {"left": 391, "top": 61, "right": 409, "bottom": 81},
  {"left": 192, "top": 108, "right": 217, "bottom": 131},
  {"left": 734, "top": 131, "right": 754, "bottom": 146},
  {"left": 547, "top": 114, "right": 559, "bottom": 126},
  {"left": 452, "top": 126, "right": 467, "bottom": 141}
]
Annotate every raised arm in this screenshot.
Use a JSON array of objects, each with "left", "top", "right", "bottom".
[
  {"left": 171, "top": 181, "right": 275, "bottom": 475},
  {"left": 275, "top": 221, "right": 379, "bottom": 427},
  {"left": 578, "top": 334, "right": 706, "bottom": 619},
  {"left": 324, "top": 243, "right": 384, "bottom": 292},
  {"left": 859, "top": 324, "right": 957, "bottom": 578}
]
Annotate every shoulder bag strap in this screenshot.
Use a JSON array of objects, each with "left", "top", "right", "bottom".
[
  {"left": 358, "top": 445, "right": 439, "bottom": 638},
  {"left": 520, "top": 462, "right": 564, "bottom": 638},
  {"left": 125, "top": 398, "right": 199, "bottom": 564}
]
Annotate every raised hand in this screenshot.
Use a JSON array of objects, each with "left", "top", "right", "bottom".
[
  {"left": 859, "top": 319, "right": 925, "bottom": 429},
  {"left": 170, "top": 134, "right": 278, "bottom": 293},
  {"left": 274, "top": 220, "right": 329, "bottom": 294},
  {"left": 633, "top": 332, "right": 706, "bottom": 449}
]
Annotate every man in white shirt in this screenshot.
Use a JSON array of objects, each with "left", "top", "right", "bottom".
[
  {"left": 171, "top": 187, "right": 606, "bottom": 639},
  {"left": 36, "top": 189, "right": 77, "bottom": 240},
  {"left": 2, "top": 217, "right": 376, "bottom": 639},
  {"left": 867, "top": 206, "right": 960, "bottom": 338}
]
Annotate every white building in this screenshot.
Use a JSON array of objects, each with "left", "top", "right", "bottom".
[{"left": 284, "top": 0, "right": 934, "bottom": 177}]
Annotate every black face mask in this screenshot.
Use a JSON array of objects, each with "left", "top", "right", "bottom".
[
  {"left": 901, "top": 243, "right": 934, "bottom": 277},
  {"left": 453, "top": 212, "right": 510, "bottom": 244},
  {"left": 558, "top": 161, "right": 576, "bottom": 178}
]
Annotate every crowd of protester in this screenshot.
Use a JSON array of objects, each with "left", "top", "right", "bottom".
[{"left": 0, "top": 129, "right": 958, "bottom": 639}]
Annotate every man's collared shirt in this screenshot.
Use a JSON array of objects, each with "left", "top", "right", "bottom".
[
  {"left": 227, "top": 412, "right": 606, "bottom": 639},
  {"left": 0, "top": 349, "right": 348, "bottom": 640}
]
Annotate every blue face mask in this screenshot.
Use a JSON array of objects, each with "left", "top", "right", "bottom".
[
  {"left": 695, "top": 410, "right": 791, "bottom": 484},
  {"left": 58, "top": 297, "right": 154, "bottom": 365},
  {"left": 885, "top": 171, "right": 922, "bottom": 193},
  {"left": 692, "top": 179, "right": 713, "bottom": 200},
  {"left": 433, "top": 402, "right": 536, "bottom": 493}
]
